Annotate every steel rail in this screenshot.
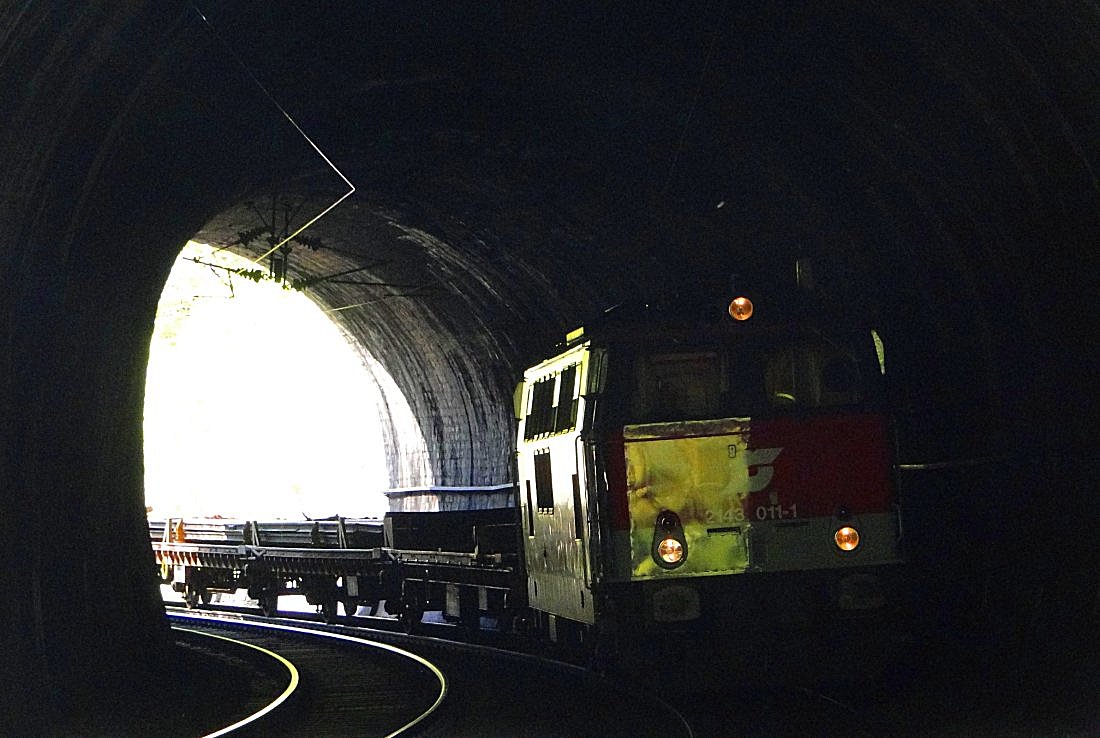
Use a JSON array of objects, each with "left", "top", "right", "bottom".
[
  {"left": 170, "top": 625, "right": 301, "bottom": 738},
  {"left": 171, "top": 611, "right": 448, "bottom": 737}
]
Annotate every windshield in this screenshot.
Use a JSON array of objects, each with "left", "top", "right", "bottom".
[{"left": 626, "top": 332, "right": 878, "bottom": 424}]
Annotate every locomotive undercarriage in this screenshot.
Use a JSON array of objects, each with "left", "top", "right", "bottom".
[
  {"left": 580, "top": 564, "right": 911, "bottom": 683},
  {"left": 153, "top": 542, "right": 907, "bottom": 689}
]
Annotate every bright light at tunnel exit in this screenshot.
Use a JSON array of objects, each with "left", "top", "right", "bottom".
[{"left": 143, "top": 241, "right": 410, "bottom": 520}]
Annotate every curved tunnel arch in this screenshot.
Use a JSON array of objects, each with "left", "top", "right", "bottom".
[
  {"left": 191, "top": 174, "right": 610, "bottom": 490},
  {"left": 3, "top": 1, "right": 1098, "bottom": 727},
  {"left": 143, "top": 239, "right": 424, "bottom": 517}
]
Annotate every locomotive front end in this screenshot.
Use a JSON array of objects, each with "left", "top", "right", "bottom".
[
  {"left": 592, "top": 316, "right": 908, "bottom": 666},
  {"left": 616, "top": 411, "right": 904, "bottom": 619},
  {"left": 515, "top": 285, "right": 911, "bottom": 677}
]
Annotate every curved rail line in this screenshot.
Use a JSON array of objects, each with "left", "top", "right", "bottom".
[
  {"left": 170, "top": 604, "right": 693, "bottom": 737},
  {"left": 170, "top": 612, "right": 448, "bottom": 737},
  {"left": 171, "top": 626, "right": 301, "bottom": 738}
]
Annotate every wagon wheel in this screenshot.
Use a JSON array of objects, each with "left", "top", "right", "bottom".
[
  {"left": 399, "top": 594, "right": 424, "bottom": 634},
  {"left": 259, "top": 591, "right": 278, "bottom": 617},
  {"left": 342, "top": 599, "right": 360, "bottom": 617},
  {"left": 458, "top": 589, "right": 481, "bottom": 638},
  {"left": 506, "top": 611, "right": 529, "bottom": 636},
  {"left": 183, "top": 588, "right": 200, "bottom": 609},
  {"left": 320, "top": 597, "right": 338, "bottom": 623}
]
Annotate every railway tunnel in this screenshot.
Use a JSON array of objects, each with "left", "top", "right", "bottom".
[{"left": 2, "top": 1, "right": 1097, "bottom": 728}]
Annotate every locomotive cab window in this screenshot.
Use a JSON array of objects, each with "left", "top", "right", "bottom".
[
  {"left": 621, "top": 332, "right": 876, "bottom": 424},
  {"left": 633, "top": 351, "right": 721, "bottom": 422},
  {"left": 819, "top": 352, "right": 860, "bottom": 404},
  {"left": 763, "top": 342, "right": 862, "bottom": 408}
]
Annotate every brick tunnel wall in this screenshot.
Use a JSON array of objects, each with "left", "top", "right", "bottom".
[{"left": 0, "top": 2, "right": 275, "bottom": 725}]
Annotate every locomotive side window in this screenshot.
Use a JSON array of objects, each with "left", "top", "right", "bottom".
[
  {"left": 533, "top": 449, "right": 554, "bottom": 511},
  {"left": 525, "top": 377, "right": 556, "bottom": 439},
  {"left": 554, "top": 363, "right": 580, "bottom": 432},
  {"left": 525, "top": 481, "right": 536, "bottom": 535},
  {"left": 524, "top": 363, "right": 581, "bottom": 439}
]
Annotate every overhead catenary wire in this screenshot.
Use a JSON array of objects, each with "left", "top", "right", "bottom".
[
  {"left": 658, "top": 1, "right": 727, "bottom": 198},
  {"left": 189, "top": 2, "right": 356, "bottom": 265}
]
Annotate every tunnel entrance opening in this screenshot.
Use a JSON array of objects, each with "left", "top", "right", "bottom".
[{"left": 144, "top": 240, "right": 427, "bottom": 520}]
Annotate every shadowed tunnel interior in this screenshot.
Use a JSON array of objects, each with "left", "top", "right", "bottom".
[{"left": 2, "top": 1, "right": 1097, "bottom": 728}]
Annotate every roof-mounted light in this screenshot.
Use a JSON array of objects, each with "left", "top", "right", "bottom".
[{"left": 728, "top": 296, "right": 754, "bottom": 321}]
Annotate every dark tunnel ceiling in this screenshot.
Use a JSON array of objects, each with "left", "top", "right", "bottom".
[{"left": 167, "top": 1, "right": 1100, "bottom": 488}]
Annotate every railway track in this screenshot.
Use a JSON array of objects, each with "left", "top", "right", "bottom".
[
  {"left": 170, "top": 624, "right": 300, "bottom": 736},
  {"left": 167, "top": 602, "right": 911, "bottom": 737},
  {"left": 170, "top": 612, "right": 446, "bottom": 736},
  {"left": 174, "top": 604, "right": 907, "bottom": 738},
  {"left": 171, "top": 599, "right": 958, "bottom": 737},
  {"left": 168, "top": 605, "right": 695, "bottom": 737}
]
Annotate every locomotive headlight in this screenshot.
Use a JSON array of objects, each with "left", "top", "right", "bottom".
[
  {"left": 834, "top": 526, "right": 860, "bottom": 552},
  {"left": 652, "top": 510, "right": 688, "bottom": 569},
  {"left": 657, "top": 537, "right": 684, "bottom": 564}
]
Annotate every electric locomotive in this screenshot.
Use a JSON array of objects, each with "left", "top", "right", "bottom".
[{"left": 514, "top": 288, "right": 906, "bottom": 668}]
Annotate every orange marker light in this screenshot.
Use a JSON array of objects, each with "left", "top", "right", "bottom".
[
  {"left": 657, "top": 537, "right": 685, "bottom": 564},
  {"left": 728, "top": 296, "right": 754, "bottom": 321},
  {"left": 834, "top": 526, "right": 860, "bottom": 551}
]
